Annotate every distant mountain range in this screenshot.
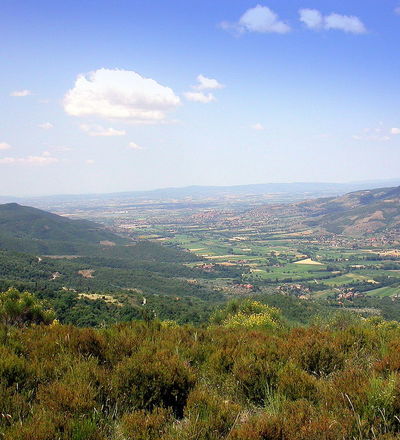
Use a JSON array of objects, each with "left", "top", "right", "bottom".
[{"left": 1, "top": 179, "right": 400, "bottom": 207}]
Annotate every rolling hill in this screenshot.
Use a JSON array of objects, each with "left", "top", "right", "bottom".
[
  {"left": 0, "top": 202, "right": 127, "bottom": 254},
  {"left": 249, "top": 186, "right": 400, "bottom": 236},
  {"left": 0, "top": 203, "right": 201, "bottom": 263},
  {"left": 298, "top": 186, "right": 400, "bottom": 235}
]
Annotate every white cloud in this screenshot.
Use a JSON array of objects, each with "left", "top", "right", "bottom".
[
  {"left": 85, "top": 159, "right": 95, "bottom": 165},
  {"left": 251, "top": 123, "right": 265, "bottom": 130},
  {"left": 184, "top": 74, "right": 223, "bottom": 104},
  {"left": 127, "top": 142, "right": 143, "bottom": 150},
  {"left": 299, "top": 9, "right": 323, "bottom": 29},
  {"left": 0, "top": 153, "right": 59, "bottom": 165},
  {"left": 184, "top": 91, "right": 216, "bottom": 103},
  {"left": 395, "top": 6, "right": 400, "bottom": 15},
  {"left": 194, "top": 74, "right": 224, "bottom": 90},
  {"left": 391, "top": 128, "right": 400, "bottom": 135},
  {"left": 64, "top": 68, "right": 181, "bottom": 124},
  {"left": 0, "top": 142, "right": 11, "bottom": 150},
  {"left": 352, "top": 134, "right": 390, "bottom": 142},
  {"left": 325, "top": 13, "right": 366, "bottom": 33},
  {"left": 38, "top": 122, "right": 54, "bottom": 130},
  {"left": 80, "top": 124, "right": 126, "bottom": 137},
  {"left": 299, "top": 9, "right": 366, "bottom": 34},
  {"left": 10, "top": 89, "right": 32, "bottom": 97},
  {"left": 221, "top": 5, "right": 290, "bottom": 34}
]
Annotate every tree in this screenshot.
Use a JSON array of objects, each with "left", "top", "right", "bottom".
[{"left": 0, "top": 288, "right": 55, "bottom": 327}]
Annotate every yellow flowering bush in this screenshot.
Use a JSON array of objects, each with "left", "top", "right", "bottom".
[{"left": 222, "top": 301, "right": 282, "bottom": 330}]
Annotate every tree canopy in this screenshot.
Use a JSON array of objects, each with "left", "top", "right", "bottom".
[{"left": 0, "top": 288, "right": 55, "bottom": 327}]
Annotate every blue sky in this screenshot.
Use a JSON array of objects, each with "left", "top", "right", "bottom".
[{"left": 1, "top": 0, "right": 400, "bottom": 195}]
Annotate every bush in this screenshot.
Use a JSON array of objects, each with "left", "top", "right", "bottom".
[
  {"left": 175, "top": 385, "right": 242, "bottom": 439},
  {"left": 111, "top": 347, "right": 196, "bottom": 417},
  {"left": 0, "top": 346, "right": 32, "bottom": 388},
  {"left": 0, "top": 288, "right": 55, "bottom": 327},
  {"left": 277, "top": 363, "right": 318, "bottom": 402},
  {"left": 119, "top": 408, "right": 172, "bottom": 440}
]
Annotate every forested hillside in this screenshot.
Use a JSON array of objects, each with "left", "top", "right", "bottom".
[{"left": 0, "top": 203, "right": 129, "bottom": 254}]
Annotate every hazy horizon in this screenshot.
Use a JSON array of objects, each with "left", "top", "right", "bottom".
[
  {"left": 2, "top": 1, "right": 400, "bottom": 196},
  {"left": 1, "top": 178, "right": 400, "bottom": 199}
]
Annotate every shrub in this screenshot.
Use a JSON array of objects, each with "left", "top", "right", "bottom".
[
  {"left": 0, "top": 346, "right": 32, "bottom": 388},
  {"left": 277, "top": 363, "right": 318, "bottom": 402},
  {"left": 283, "top": 328, "right": 345, "bottom": 377},
  {"left": 111, "top": 348, "right": 196, "bottom": 417},
  {"left": 119, "top": 408, "right": 172, "bottom": 440},
  {"left": 176, "top": 385, "right": 242, "bottom": 439},
  {"left": 212, "top": 300, "right": 282, "bottom": 331},
  {"left": 0, "top": 288, "right": 55, "bottom": 327},
  {"left": 36, "top": 380, "right": 98, "bottom": 415}
]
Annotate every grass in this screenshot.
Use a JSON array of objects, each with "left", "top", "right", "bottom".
[{"left": 366, "top": 286, "right": 400, "bottom": 297}]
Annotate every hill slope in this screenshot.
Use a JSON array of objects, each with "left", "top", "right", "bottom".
[
  {"left": 0, "top": 203, "right": 127, "bottom": 254},
  {"left": 299, "top": 186, "right": 400, "bottom": 235},
  {"left": 249, "top": 186, "right": 400, "bottom": 236},
  {"left": 0, "top": 202, "right": 200, "bottom": 260}
]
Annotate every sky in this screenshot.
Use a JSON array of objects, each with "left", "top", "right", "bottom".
[{"left": 1, "top": 0, "right": 400, "bottom": 196}]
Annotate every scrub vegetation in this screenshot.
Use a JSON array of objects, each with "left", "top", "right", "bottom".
[{"left": 2, "top": 295, "right": 400, "bottom": 439}]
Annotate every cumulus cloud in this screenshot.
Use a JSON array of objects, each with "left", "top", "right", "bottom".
[
  {"left": 38, "top": 122, "right": 54, "bottom": 130},
  {"left": 0, "top": 142, "right": 11, "bottom": 150},
  {"left": 10, "top": 89, "right": 32, "bottom": 97},
  {"left": 325, "top": 13, "right": 366, "bottom": 33},
  {"left": 0, "top": 152, "right": 59, "bottom": 165},
  {"left": 194, "top": 74, "right": 224, "bottom": 90},
  {"left": 221, "top": 5, "right": 290, "bottom": 34},
  {"left": 251, "top": 123, "right": 265, "bottom": 130},
  {"left": 127, "top": 142, "right": 143, "bottom": 150},
  {"left": 80, "top": 124, "right": 126, "bottom": 137},
  {"left": 64, "top": 68, "right": 181, "bottom": 124},
  {"left": 184, "top": 91, "right": 216, "bottom": 103},
  {"left": 300, "top": 9, "right": 366, "bottom": 34},
  {"left": 391, "top": 128, "right": 400, "bottom": 135},
  {"left": 299, "top": 9, "right": 323, "bottom": 29}
]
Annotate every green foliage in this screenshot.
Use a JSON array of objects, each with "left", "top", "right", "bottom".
[
  {"left": 0, "top": 202, "right": 126, "bottom": 254},
  {"left": 1, "top": 310, "right": 400, "bottom": 438},
  {"left": 119, "top": 408, "right": 172, "bottom": 440},
  {"left": 0, "top": 288, "right": 55, "bottom": 327},
  {"left": 211, "top": 299, "right": 282, "bottom": 330},
  {"left": 111, "top": 347, "right": 196, "bottom": 417}
]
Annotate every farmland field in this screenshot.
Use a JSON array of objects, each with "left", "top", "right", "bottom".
[{"left": 46, "top": 193, "right": 399, "bottom": 318}]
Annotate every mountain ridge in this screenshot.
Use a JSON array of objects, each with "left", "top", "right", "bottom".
[{"left": 297, "top": 186, "right": 400, "bottom": 235}]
